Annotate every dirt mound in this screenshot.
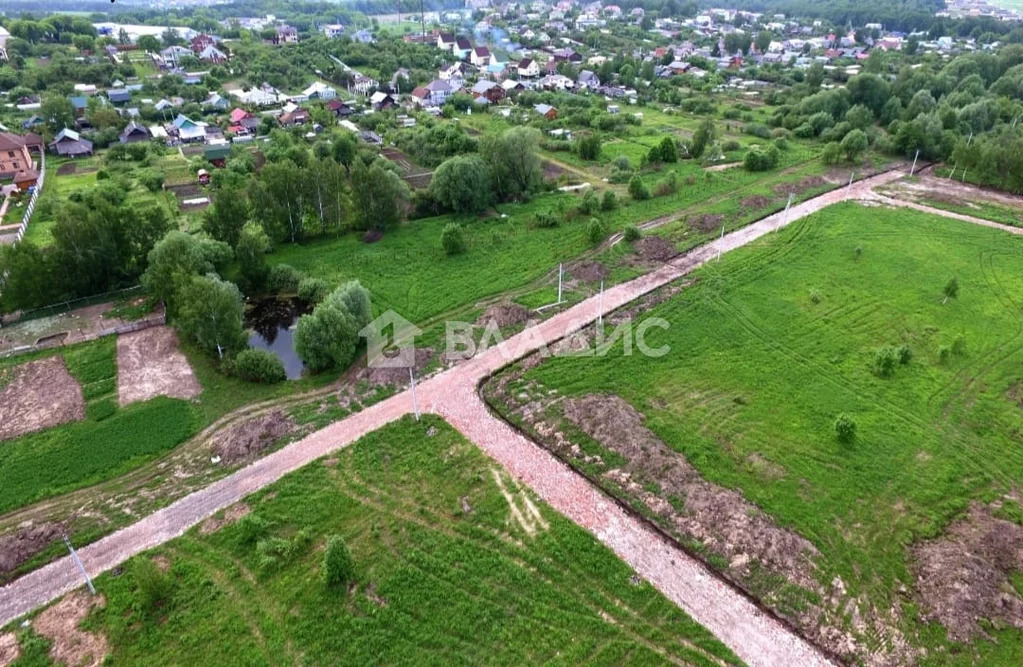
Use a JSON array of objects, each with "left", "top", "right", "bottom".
[
  {"left": 690, "top": 213, "right": 725, "bottom": 232},
  {"left": 634, "top": 236, "right": 678, "bottom": 262},
  {"left": 741, "top": 195, "right": 773, "bottom": 210},
  {"left": 358, "top": 347, "right": 433, "bottom": 387},
  {"left": 0, "top": 523, "right": 64, "bottom": 577},
  {"left": 34, "top": 591, "right": 108, "bottom": 667},
  {"left": 561, "top": 394, "right": 821, "bottom": 590},
  {"left": 0, "top": 356, "right": 85, "bottom": 441},
  {"left": 212, "top": 410, "right": 296, "bottom": 463},
  {"left": 913, "top": 501, "right": 1023, "bottom": 641},
  {"left": 0, "top": 632, "right": 19, "bottom": 666},
  {"left": 569, "top": 261, "right": 608, "bottom": 282},
  {"left": 476, "top": 302, "right": 530, "bottom": 329},
  {"left": 198, "top": 503, "right": 251, "bottom": 535}
]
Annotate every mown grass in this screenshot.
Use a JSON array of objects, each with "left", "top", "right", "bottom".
[
  {"left": 50, "top": 417, "right": 738, "bottom": 666},
  {"left": 496, "top": 202, "right": 1023, "bottom": 661}
]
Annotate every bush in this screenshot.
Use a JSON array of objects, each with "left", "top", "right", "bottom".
[
  {"left": 532, "top": 210, "right": 560, "bottom": 228},
  {"left": 324, "top": 534, "right": 355, "bottom": 587},
  {"left": 628, "top": 175, "right": 650, "bottom": 200},
  {"left": 600, "top": 190, "right": 618, "bottom": 211},
  {"left": 575, "top": 133, "right": 602, "bottom": 160},
  {"left": 96, "top": 169, "right": 109, "bottom": 180},
  {"left": 267, "top": 264, "right": 305, "bottom": 293},
  {"left": 938, "top": 345, "right": 952, "bottom": 363},
  {"left": 234, "top": 349, "right": 286, "bottom": 383},
  {"left": 774, "top": 137, "right": 790, "bottom": 151},
  {"left": 951, "top": 334, "right": 967, "bottom": 356},
  {"left": 721, "top": 139, "right": 741, "bottom": 152},
  {"left": 897, "top": 344, "right": 913, "bottom": 365},
  {"left": 743, "top": 145, "right": 780, "bottom": 172},
  {"left": 745, "top": 123, "right": 771, "bottom": 139},
  {"left": 821, "top": 142, "right": 843, "bottom": 165},
  {"left": 577, "top": 188, "right": 599, "bottom": 215},
  {"left": 441, "top": 222, "right": 466, "bottom": 255},
  {"left": 137, "top": 169, "right": 165, "bottom": 192},
  {"left": 654, "top": 171, "right": 680, "bottom": 197},
  {"left": 943, "top": 276, "right": 959, "bottom": 302},
  {"left": 297, "top": 277, "right": 329, "bottom": 304},
  {"left": 809, "top": 288, "right": 821, "bottom": 304},
  {"left": 873, "top": 346, "right": 899, "bottom": 378},
  {"left": 835, "top": 414, "right": 857, "bottom": 443},
  {"left": 587, "top": 217, "right": 608, "bottom": 245},
  {"left": 623, "top": 225, "right": 641, "bottom": 242},
  {"left": 235, "top": 513, "right": 271, "bottom": 545},
  {"left": 132, "top": 557, "right": 174, "bottom": 614}
]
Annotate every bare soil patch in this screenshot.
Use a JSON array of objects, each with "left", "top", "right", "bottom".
[
  {"left": 476, "top": 302, "right": 530, "bottom": 329},
  {"left": 34, "top": 591, "right": 108, "bottom": 667},
  {"left": 568, "top": 260, "right": 608, "bottom": 282},
  {"left": 689, "top": 213, "right": 725, "bottom": 233},
  {"left": 913, "top": 501, "right": 1023, "bottom": 641},
  {"left": 212, "top": 410, "right": 296, "bottom": 464},
  {"left": 56, "top": 163, "right": 77, "bottom": 176},
  {"left": 542, "top": 160, "right": 566, "bottom": 181},
  {"left": 562, "top": 395, "right": 820, "bottom": 589},
  {"left": 357, "top": 347, "right": 434, "bottom": 387},
  {"left": 0, "top": 356, "right": 84, "bottom": 441},
  {"left": 741, "top": 195, "right": 774, "bottom": 210},
  {"left": 0, "top": 632, "right": 18, "bottom": 666},
  {"left": 165, "top": 183, "right": 201, "bottom": 198},
  {"left": 774, "top": 176, "right": 827, "bottom": 196},
  {"left": 1008, "top": 381, "right": 1022, "bottom": 408},
  {"left": 0, "top": 523, "right": 64, "bottom": 577},
  {"left": 633, "top": 236, "right": 678, "bottom": 262},
  {"left": 198, "top": 503, "right": 251, "bottom": 535},
  {"left": 116, "top": 326, "right": 200, "bottom": 406}
]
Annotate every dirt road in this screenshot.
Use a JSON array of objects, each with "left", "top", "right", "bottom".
[{"left": 2, "top": 169, "right": 985, "bottom": 667}]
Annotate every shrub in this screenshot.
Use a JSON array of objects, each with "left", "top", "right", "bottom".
[
  {"left": 721, "top": 139, "right": 741, "bottom": 152},
  {"left": 132, "top": 557, "right": 174, "bottom": 614},
  {"left": 235, "top": 513, "right": 271, "bottom": 545},
  {"left": 821, "top": 142, "right": 842, "bottom": 165},
  {"left": 96, "top": 169, "right": 109, "bottom": 180},
  {"left": 854, "top": 246, "right": 863, "bottom": 260},
  {"left": 324, "top": 534, "right": 355, "bottom": 588},
  {"left": 297, "top": 277, "right": 329, "bottom": 304},
  {"left": 600, "top": 190, "right": 618, "bottom": 211},
  {"left": 654, "top": 171, "right": 680, "bottom": 197},
  {"left": 623, "top": 225, "right": 641, "bottom": 242},
  {"left": 587, "top": 217, "right": 608, "bottom": 245},
  {"left": 873, "top": 346, "right": 899, "bottom": 378},
  {"left": 809, "top": 288, "right": 821, "bottom": 304},
  {"left": 575, "top": 133, "right": 602, "bottom": 160},
  {"left": 628, "top": 175, "right": 650, "bottom": 200},
  {"left": 897, "top": 344, "right": 913, "bottom": 365},
  {"left": 441, "top": 222, "right": 467, "bottom": 255},
  {"left": 938, "top": 345, "right": 952, "bottom": 363},
  {"left": 745, "top": 123, "right": 771, "bottom": 139},
  {"left": 137, "top": 169, "right": 165, "bottom": 192},
  {"left": 256, "top": 531, "right": 310, "bottom": 571},
  {"left": 835, "top": 414, "right": 857, "bottom": 443},
  {"left": 743, "top": 145, "right": 780, "bottom": 172},
  {"left": 951, "top": 334, "right": 967, "bottom": 356},
  {"left": 943, "top": 276, "right": 959, "bottom": 302},
  {"left": 532, "top": 210, "right": 559, "bottom": 228},
  {"left": 774, "top": 137, "right": 790, "bottom": 151},
  {"left": 234, "top": 349, "right": 286, "bottom": 383},
  {"left": 577, "top": 188, "right": 599, "bottom": 215},
  {"left": 267, "top": 264, "right": 305, "bottom": 293}
]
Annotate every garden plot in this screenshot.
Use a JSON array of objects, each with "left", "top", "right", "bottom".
[
  {"left": 0, "top": 356, "right": 84, "bottom": 440},
  {"left": 116, "top": 326, "right": 200, "bottom": 405}
]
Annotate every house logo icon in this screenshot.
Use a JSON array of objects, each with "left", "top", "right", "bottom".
[{"left": 359, "top": 310, "right": 422, "bottom": 369}]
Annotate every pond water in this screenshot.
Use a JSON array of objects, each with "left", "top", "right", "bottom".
[{"left": 244, "top": 298, "right": 311, "bottom": 380}]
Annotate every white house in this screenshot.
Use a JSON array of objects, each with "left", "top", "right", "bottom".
[
  {"left": 301, "top": 81, "right": 336, "bottom": 100},
  {"left": 470, "top": 46, "right": 491, "bottom": 67},
  {"left": 322, "top": 24, "right": 345, "bottom": 38},
  {"left": 518, "top": 57, "right": 540, "bottom": 77}
]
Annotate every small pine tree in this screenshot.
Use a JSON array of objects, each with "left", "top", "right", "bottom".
[
  {"left": 628, "top": 174, "right": 650, "bottom": 200},
  {"left": 587, "top": 217, "right": 608, "bottom": 245},
  {"left": 441, "top": 222, "right": 466, "bottom": 255},
  {"left": 324, "top": 535, "right": 355, "bottom": 588},
  {"left": 943, "top": 276, "right": 959, "bottom": 303},
  {"left": 600, "top": 190, "right": 618, "bottom": 211},
  {"left": 623, "top": 225, "right": 641, "bottom": 242}
]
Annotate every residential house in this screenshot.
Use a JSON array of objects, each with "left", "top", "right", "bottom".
[
  {"left": 322, "top": 24, "right": 345, "bottom": 39},
  {"left": 49, "top": 128, "right": 94, "bottom": 157},
  {"left": 204, "top": 92, "right": 229, "bottom": 111},
  {"left": 534, "top": 103, "right": 557, "bottom": 120},
  {"left": 278, "top": 108, "right": 310, "bottom": 126},
  {"left": 73, "top": 84, "right": 98, "bottom": 96},
  {"left": 228, "top": 108, "right": 261, "bottom": 135},
  {"left": 436, "top": 32, "right": 456, "bottom": 50},
  {"left": 454, "top": 37, "right": 472, "bottom": 60},
  {"left": 577, "top": 69, "right": 599, "bottom": 89},
  {"left": 352, "top": 29, "right": 375, "bottom": 44},
  {"left": 326, "top": 99, "right": 355, "bottom": 117},
  {"left": 471, "top": 80, "right": 505, "bottom": 104},
  {"left": 107, "top": 89, "right": 131, "bottom": 105},
  {"left": 553, "top": 47, "right": 582, "bottom": 63},
  {"left": 420, "top": 79, "right": 454, "bottom": 106},
  {"left": 69, "top": 96, "right": 89, "bottom": 119},
  {"left": 0, "top": 133, "right": 40, "bottom": 183},
  {"left": 369, "top": 91, "right": 396, "bottom": 110},
  {"left": 275, "top": 25, "right": 299, "bottom": 44},
  {"left": 204, "top": 143, "right": 231, "bottom": 167},
  {"left": 197, "top": 45, "right": 228, "bottom": 63},
  {"left": 160, "top": 45, "right": 193, "bottom": 67},
  {"left": 539, "top": 73, "right": 574, "bottom": 91},
  {"left": 470, "top": 46, "right": 492, "bottom": 67},
  {"left": 500, "top": 79, "right": 525, "bottom": 95},
  {"left": 190, "top": 34, "right": 217, "bottom": 53},
  {"left": 350, "top": 72, "right": 378, "bottom": 96},
  {"left": 119, "top": 121, "right": 151, "bottom": 143},
  {"left": 171, "top": 114, "right": 207, "bottom": 143},
  {"left": 389, "top": 68, "right": 411, "bottom": 93},
  {"left": 301, "top": 81, "right": 336, "bottom": 100},
  {"left": 517, "top": 57, "right": 540, "bottom": 77}
]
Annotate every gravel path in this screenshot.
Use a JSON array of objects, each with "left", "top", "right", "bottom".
[
  {"left": 1, "top": 169, "right": 971, "bottom": 666},
  {"left": 869, "top": 193, "right": 1023, "bottom": 236}
]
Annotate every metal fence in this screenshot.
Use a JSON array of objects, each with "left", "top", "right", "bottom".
[
  {"left": 0, "top": 308, "right": 165, "bottom": 360},
  {"left": 3, "top": 285, "right": 146, "bottom": 326},
  {"left": 13, "top": 152, "right": 46, "bottom": 244}
]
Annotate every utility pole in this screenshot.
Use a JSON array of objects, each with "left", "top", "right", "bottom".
[
  {"left": 557, "top": 263, "right": 563, "bottom": 304},
  {"left": 420, "top": 0, "right": 426, "bottom": 41},
  {"left": 62, "top": 533, "right": 95, "bottom": 595},
  {"left": 948, "top": 163, "right": 957, "bottom": 181},
  {"left": 910, "top": 149, "right": 919, "bottom": 177},
  {"left": 962, "top": 168, "right": 968, "bottom": 184},
  {"left": 597, "top": 280, "right": 604, "bottom": 329},
  {"left": 848, "top": 171, "right": 855, "bottom": 188},
  {"left": 408, "top": 368, "right": 420, "bottom": 421},
  {"left": 967, "top": 131, "right": 974, "bottom": 147}
]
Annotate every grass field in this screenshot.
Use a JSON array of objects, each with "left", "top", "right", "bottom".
[
  {"left": 8, "top": 417, "right": 738, "bottom": 666},
  {"left": 489, "top": 202, "right": 1023, "bottom": 660}
]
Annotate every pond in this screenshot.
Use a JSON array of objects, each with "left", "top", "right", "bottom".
[{"left": 244, "top": 297, "right": 311, "bottom": 380}]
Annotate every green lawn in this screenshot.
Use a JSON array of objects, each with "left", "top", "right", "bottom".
[
  {"left": 10, "top": 417, "right": 739, "bottom": 666},
  {"left": 489, "top": 202, "right": 1023, "bottom": 661}
]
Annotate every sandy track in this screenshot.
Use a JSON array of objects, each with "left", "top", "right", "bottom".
[{"left": 4, "top": 169, "right": 992, "bottom": 667}]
